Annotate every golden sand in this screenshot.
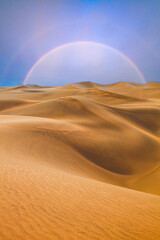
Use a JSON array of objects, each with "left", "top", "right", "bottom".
[{"left": 0, "top": 81, "right": 160, "bottom": 239}]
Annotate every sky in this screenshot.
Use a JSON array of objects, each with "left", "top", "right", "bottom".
[{"left": 0, "top": 0, "right": 160, "bottom": 86}]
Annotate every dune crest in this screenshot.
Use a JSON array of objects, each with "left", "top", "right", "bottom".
[{"left": 0, "top": 81, "right": 160, "bottom": 240}]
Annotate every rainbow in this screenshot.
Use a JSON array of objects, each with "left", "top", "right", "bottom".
[{"left": 23, "top": 41, "right": 146, "bottom": 84}]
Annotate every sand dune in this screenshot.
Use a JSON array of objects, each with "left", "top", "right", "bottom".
[{"left": 0, "top": 81, "right": 160, "bottom": 240}]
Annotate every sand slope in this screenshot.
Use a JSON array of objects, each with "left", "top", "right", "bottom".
[{"left": 0, "top": 81, "right": 160, "bottom": 240}]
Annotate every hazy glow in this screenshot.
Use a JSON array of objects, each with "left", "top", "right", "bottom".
[
  {"left": 1, "top": 1, "right": 160, "bottom": 86},
  {"left": 24, "top": 41, "right": 145, "bottom": 85}
]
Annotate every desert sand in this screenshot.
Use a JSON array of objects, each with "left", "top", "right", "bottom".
[{"left": 0, "top": 81, "right": 160, "bottom": 240}]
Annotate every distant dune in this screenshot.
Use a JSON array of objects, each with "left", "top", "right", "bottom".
[{"left": 0, "top": 81, "right": 160, "bottom": 240}]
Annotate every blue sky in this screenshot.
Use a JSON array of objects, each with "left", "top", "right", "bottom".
[{"left": 0, "top": 0, "right": 160, "bottom": 86}]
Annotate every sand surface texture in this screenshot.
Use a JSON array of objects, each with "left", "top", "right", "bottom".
[{"left": 0, "top": 81, "right": 160, "bottom": 240}]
